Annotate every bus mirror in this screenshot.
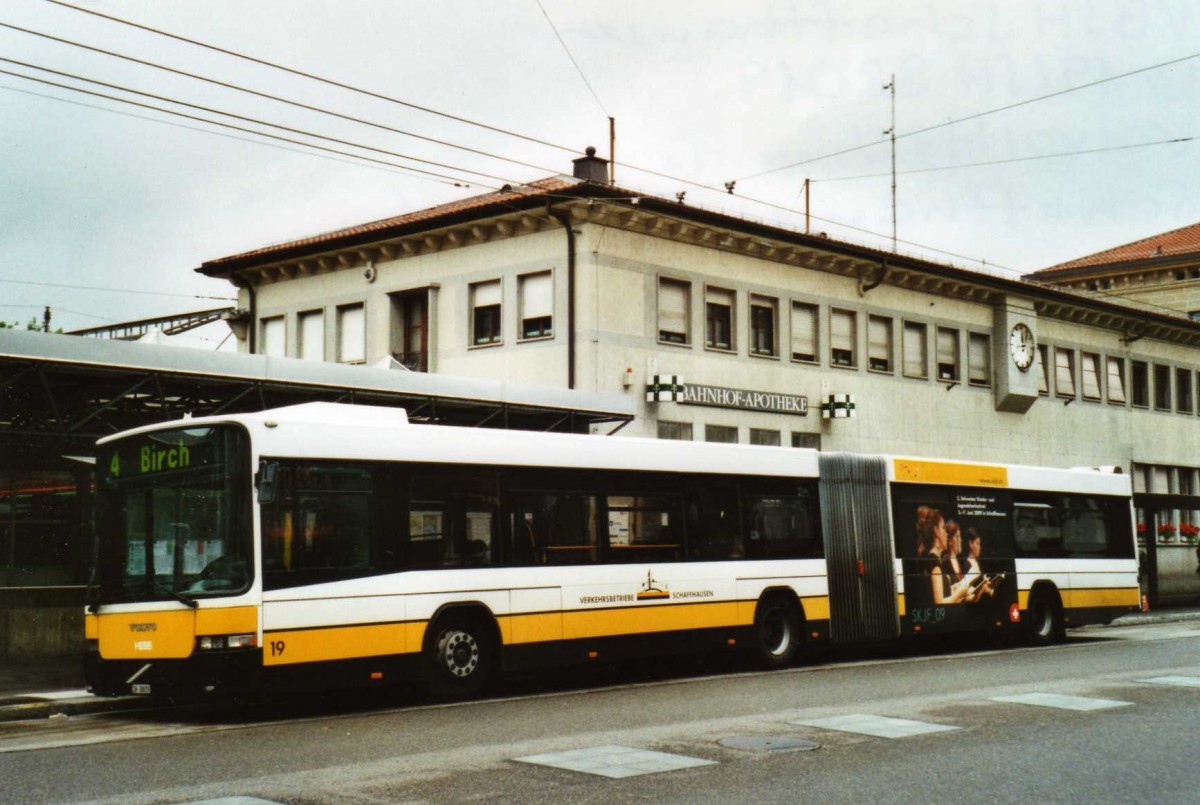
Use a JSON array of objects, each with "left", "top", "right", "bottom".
[{"left": 256, "top": 460, "right": 279, "bottom": 505}]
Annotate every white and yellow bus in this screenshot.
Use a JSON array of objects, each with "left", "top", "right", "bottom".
[{"left": 85, "top": 402, "right": 1139, "bottom": 699}]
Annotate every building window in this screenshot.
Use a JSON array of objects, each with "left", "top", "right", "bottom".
[
  {"left": 518, "top": 271, "right": 553, "bottom": 339},
  {"left": 705, "top": 425, "right": 739, "bottom": 444},
  {"left": 903, "top": 321, "right": 927, "bottom": 379},
  {"left": 1037, "top": 345, "right": 1050, "bottom": 395},
  {"left": 1054, "top": 348, "right": 1076, "bottom": 398},
  {"left": 968, "top": 333, "right": 991, "bottom": 387},
  {"left": 750, "top": 428, "right": 781, "bottom": 446},
  {"left": 657, "top": 421, "right": 693, "bottom": 441},
  {"left": 298, "top": 309, "right": 324, "bottom": 361},
  {"left": 936, "top": 327, "right": 960, "bottom": 382},
  {"left": 749, "top": 295, "right": 778, "bottom": 357},
  {"left": 658, "top": 277, "right": 690, "bottom": 345},
  {"left": 790, "top": 302, "right": 818, "bottom": 363},
  {"left": 705, "top": 286, "right": 734, "bottom": 351},
  {"left": 1177, "top": 368, "right": 1194, "bottom": 414},
  {"left": 336, "top": 304, "right": 365, "bottom": 363},
  {"left": 830, "top": 309, "right": 856, "bottom": 367},
  {"left": 1080, "top": 352, "right": 1102, "bottom": 401},
  {"left": 470, "top": 280, "right": 502, "bottom": 346},
  {"left": 1106, "top": 357, "right": 1126, "bottom": 405},
  {"left": 867, "top": 315, "right": 893, "bottom": 372},
  {"left": 1154, "top": 364, "right": 1172, "bottom": 411},
  {"left": 260, "top": 316, "right": 285, "bottom": 357},
  {"left": 1131, "top": 360, "right": 1149, "bottom": 408},
  {"left": 791, "top": 433, "right": 821, "bottom": 450}
]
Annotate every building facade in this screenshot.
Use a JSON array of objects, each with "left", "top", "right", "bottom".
[
  {"left": 200, "top": 154, "right": 1200, "bottom": 603},
  {"left": 1027, "top": 220, "right": 1200, "bottom": 317}
]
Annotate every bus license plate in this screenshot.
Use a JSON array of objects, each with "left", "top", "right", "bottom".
[{"left": 131, "top": 684, "right": 152, "bottom": 695}]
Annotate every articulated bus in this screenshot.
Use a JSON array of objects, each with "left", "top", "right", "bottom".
[{"left": 85, "top": 402, "right": 1139, "bottom": 700}]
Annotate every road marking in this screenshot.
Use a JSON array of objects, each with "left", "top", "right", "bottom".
[
  {"left": 790, "top": 714, "right": 958, "bottom": 739},
  {"left": 990, "top": 693, "right": 1132, "bottom": 711},
  {"left": 1138, "top": 676, "right": 1200, "bottom": 688},
  {"left": 514, "top": 745, "right": 716, "bottom": 778}
]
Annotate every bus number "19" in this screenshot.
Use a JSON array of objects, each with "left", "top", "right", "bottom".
[{"left": 269, "top": 640, "right": 286, "bottom": 657}]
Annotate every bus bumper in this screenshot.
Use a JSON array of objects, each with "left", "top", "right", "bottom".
[{"left": 84, "top": 649, "right": 263, "bottom": 700}]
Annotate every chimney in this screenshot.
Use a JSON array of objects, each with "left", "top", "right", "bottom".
[{"left": 572, "top": 146, "right": 609, "bottom": 184}]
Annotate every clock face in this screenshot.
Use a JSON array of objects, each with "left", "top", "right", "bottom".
[{"left": 1009, "top": 323, "right": 1035, "bottom": 371}]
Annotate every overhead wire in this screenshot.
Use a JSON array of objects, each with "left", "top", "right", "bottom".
[
  {"left": 813, "top": 136, "right": 1199, "bottom": 183},
  {"left": 0, "top": 65, "right": 518, "bottom": 188},
  {"left": 0, "top": 21, "right": 569, "bottom": 178},
  {"left": 536, "top": 0, "right": 609, "bottom": 117},
  {"left": 0, "top": 276, "right": 235, "bottom": 301},
  {"left": 0, "top": 56, "right": 537, "bottom": 186},
  {"left": 736, "top": 49, "right": 1200, "bottom": 182},
  {"left": 44, "top": 0, "right": 580, "bottom": 155},
  {"left": 0, "top": 83, "right": 471, "bottom": 187}
]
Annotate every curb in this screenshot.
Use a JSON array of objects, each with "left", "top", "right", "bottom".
[
  {"left": 1108, "top": 610, "right": 1200, "bottom": 628},
  {"left": 0, "top": 695, "right": 141, "bottom": 724}
]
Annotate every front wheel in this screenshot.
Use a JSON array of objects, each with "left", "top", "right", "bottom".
[
  {"left": 1026, "top": 591, "right": 1064, "bottom": 646},
  {"left": 754, "top": 596, "right": 802, "bottom": 669},
  {"left": 427, "top": 617, "right": 494, "bottom": 698}
]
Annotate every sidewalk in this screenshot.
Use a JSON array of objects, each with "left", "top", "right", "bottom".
[{"left": 2, "top": 607, "right": 1199, "bottom": 723}]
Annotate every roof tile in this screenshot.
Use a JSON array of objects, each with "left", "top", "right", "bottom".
[{"left": 1032, "top": 220, "right": 1200, "bottom": 276}]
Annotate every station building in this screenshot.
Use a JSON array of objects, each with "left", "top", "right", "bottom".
[{"left": 198, "top": 152, "right": 1200, "bottom": 607}]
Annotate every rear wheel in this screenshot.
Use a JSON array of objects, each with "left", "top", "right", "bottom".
[
  {"left": 426, "top": 616, "right": 494, "bottom": 698},
  {"left": 1027, "top": 590, "right": 1064, "bottom": 645},
  {"left": 754, "top": 595, "right": 802, "bottom": 669}
]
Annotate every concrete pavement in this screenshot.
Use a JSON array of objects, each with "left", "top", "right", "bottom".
[{"left": 2, "top": 606, "right": 1198, "bottom": 723}]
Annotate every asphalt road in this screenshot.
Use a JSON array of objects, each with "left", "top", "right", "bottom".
[{"left": 5, "top": 621, "right": 1200, "bottom": 804}]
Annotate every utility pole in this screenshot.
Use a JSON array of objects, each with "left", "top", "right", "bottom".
[
  {"left": 609, "top": 117, "right": 615, "bottom": 184},
  {"left": 42, "top": 306, "right": 51, "bottom": 333},
  {"left": 883, "top": 74, "right": 897, "bottom": 252},
  {"left": 803, "top": 178, "right": 811, "bottom": 234}
]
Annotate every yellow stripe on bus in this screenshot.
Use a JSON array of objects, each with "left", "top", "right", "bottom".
[
  {"left": 264, "top": 622, "right": 409, "bottom": 666},
  {"left": 1018, "top": 587, "right": 1140, "bottom": 611},
  {"left": 196, "top": 606, "right": 258, "bottom": 635},
  {"left": 1065, "top": 587, "right": 1141, "bottom": 610},
  {"left": 262, "top": 595, "right": 833, "bottom": 664},
  {"left": 893, "top": 459, "right": 1008, "bottom": 488}
]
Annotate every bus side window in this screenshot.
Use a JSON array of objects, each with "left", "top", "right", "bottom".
[{"left": 687, "top": 483, "right": 742, "bottom": 559}]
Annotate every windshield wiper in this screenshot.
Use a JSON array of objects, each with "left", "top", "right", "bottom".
[{"left": 153, "top": 580, "right": 198, "bottom": 609}]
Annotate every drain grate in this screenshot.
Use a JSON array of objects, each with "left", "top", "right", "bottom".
[{"left": 718, "top": 735, "right": 820, "bottom": 752}]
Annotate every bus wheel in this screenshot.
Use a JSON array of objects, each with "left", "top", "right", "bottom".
[
  {"left": 1027, "top": 590, "right": 1064, "bottom": 646},
  {"left": 754, "top": 595, "right": 801, "bottom": 669},
  {"left": 427, "top": 617, "right": 493, "bottom": 698}
]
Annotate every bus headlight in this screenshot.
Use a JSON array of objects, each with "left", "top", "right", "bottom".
[{"left": 196, "top": 634, "right": 257, "bottom": 651}]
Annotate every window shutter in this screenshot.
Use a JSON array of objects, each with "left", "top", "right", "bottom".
[
  {"left": 260, "top": 317, "right": 285, "bottom": 357},
  {"left": 658, "top": 279, "right": 688, "bottom": 339},
  {"left": 791, "top": 303, "right": 817, "bottom": 360},
  {"left": 1106, "top": 357, "right": 1126, "bottom": 403},
  {"left": 936, "top": 328, "right": 958, "bottom": 370},
  {"left": 520, "top": 273, "right": 552, "bottom": 319},
  {"left": 868, "top": 316, "right": 891, "bottom": 363},
  {"left": 968, "top": 333, "right": 990, "bottom": 385},
  {"left": 1037, "top": 346, "right": 1049, "bottom": 393},
  {"left": 831, "top": 310, "right": 854, "bottom": 352},
  {"left": 473, "top": 280, "right": 501, "bottom": 308},
  {"left": 298, "top": 311, "right": 324, "bottom": 361},
  {"left": 1055, "top": 348, "right": 1075, "bottom": 396},
  {"left": 338, "top": 305, "right": 365, "bottom": 363},
  {"left": 903, "top": 322, "right": 927, "bottom": 377},
  {"left": 1081, "top": 353, "right": 1102, "bottom": 399}
]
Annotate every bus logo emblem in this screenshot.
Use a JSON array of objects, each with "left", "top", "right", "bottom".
[
  {"left": 636, "top": 569, "right": 670, "bottom": 601},
  {"left": 129, "top": 623, "right": 157, "bottom": 632}
]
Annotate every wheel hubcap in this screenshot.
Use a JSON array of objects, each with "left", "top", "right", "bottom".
[{"left": 441, "top": 630, "right": 479, "bottom": 678}]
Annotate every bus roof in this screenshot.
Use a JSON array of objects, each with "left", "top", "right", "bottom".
[{"left": 100, "top": 402, "right": 1132, "bottom": 495}]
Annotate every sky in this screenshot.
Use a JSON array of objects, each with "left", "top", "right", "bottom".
[{"left": 1, "top": 0, "right": 1199, "bottom": 342}]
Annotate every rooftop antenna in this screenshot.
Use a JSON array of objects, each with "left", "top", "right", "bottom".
[{"left": 883, "top": 75, "right": 897, "bottom": 252}]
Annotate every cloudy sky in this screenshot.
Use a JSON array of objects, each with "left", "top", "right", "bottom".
[{"left": 2, "top": 1, "right": 1198, "bottom": 342}]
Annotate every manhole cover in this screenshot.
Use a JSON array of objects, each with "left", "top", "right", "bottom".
[{"left": 718, "top": 735, "right": 820, "bottom": 752}]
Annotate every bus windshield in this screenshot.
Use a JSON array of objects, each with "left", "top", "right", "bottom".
[{"left": 93, "top": 424, "right": 252, "bottom": 605}]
